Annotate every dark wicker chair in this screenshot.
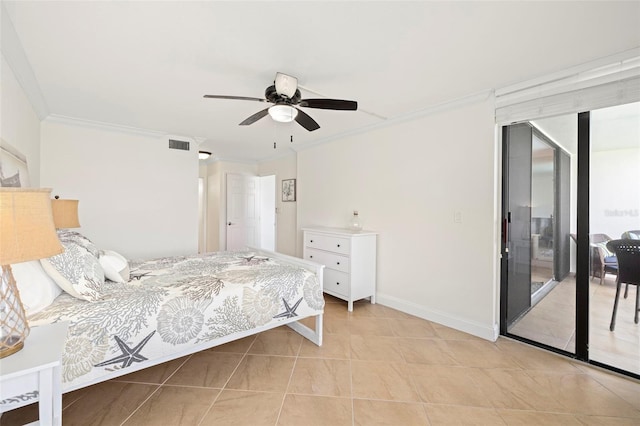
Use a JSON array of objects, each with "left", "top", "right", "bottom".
[
  {"left": 571, "top": 233, "right": 618, "bottom": 285},
  {"left": 590, "top": 234, "right": 618, "bottom": 285},
  {"left": 621, "top": 230, "right": 640, "bottom": 240},
  {"left": 606, "top": 239, "right": 640, "bottom": 331}
]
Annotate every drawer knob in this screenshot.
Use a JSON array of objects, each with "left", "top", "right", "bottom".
[
  {"left": 310, "top": 255, "right": 313, "bottom": 258},
  {"left": 310, "top": 239, "right": 314, "bottom": 243},
  {"left": 337, "top": 244, "right": 340, "bottom": 247},
  {"left": 336, "top": 262, "right": 340, "bottom": 265},
  {"left": 336, "top": 282, "right": 340, "bottom": 285}
]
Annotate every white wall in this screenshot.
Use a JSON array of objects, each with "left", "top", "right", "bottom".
[
  {"left": 258, "top": 153, "right": 297, "bottom": 256},
  {"left": 297, "top": 99, "right": 499, "bottom": 340},
  {"left": 0, "top": 55, "right": 41, "bottom": 185},
  {"left": 591, "top": 147, "right": 640, "bottom": 238},
  {"left": 40, "top": 119, "right": 199, "bottom": 259}
]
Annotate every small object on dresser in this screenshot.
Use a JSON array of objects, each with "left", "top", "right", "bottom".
[{"left": 349, "top": 210, "right": 363, "bottom": 232}]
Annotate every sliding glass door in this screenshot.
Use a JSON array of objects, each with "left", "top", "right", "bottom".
[
  {"left": 502, "top": 124, "right": 533, "bottom": 327},
  {"left": 588, "top": 102, "right": 640, "bottom": 375},
  {"left": 501, "top": 121, "right": 573, "bottom": 352},
  {"left": 501, "top": 101, "right": 640, "bottom": 378}
]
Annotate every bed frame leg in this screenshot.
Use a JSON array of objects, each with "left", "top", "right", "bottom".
[{"left": 287, "top": 313, "right": 323, "bottom": 346}]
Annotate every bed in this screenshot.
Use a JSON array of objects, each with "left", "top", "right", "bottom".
[{"left": 1, "top": 230, "right": 324, "bottom": 409}]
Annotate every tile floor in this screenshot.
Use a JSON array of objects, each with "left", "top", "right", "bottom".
[
  {"left": 510, "top": 273, "right": 640, "bottom": 375},
  {"left": 2, "top": 295, "right": 640, "bottom": 425}
]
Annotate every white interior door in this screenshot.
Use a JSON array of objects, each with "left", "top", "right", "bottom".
[
  {"left": 198, "top": 177, "right": 206, "bottom": 253},
  {"left": 259, "top": 175, "right": 276, "bottom": 251},
  {"left": 226, "top": 173, "right": 260, "bottom": 251}
]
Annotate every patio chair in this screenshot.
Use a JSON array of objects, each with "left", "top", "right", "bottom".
[
  {"left": 606, "top": 239, "right": 640, "bottom": 331},
  {"left": 621, "top": 230, "right": 640, "bottom": 240},
  {"left": 569, "top": 233, "right": 618, "bottom": 284},
  {"left": 590, "top": 234, "right": 618, "bottom": 285}
]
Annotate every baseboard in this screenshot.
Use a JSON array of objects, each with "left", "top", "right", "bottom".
[{"left": 376, "top": 293, "right": 500, "bottom": 342}]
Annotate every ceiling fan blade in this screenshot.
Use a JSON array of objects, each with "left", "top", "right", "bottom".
[
  {"left": 239, "top": 108, "right": 270, "bottom": 126},
  {"left": 204, "top": 95, "right": 268, "bottom": 103},
  {"left": 298, "top": 98, "right": 357, "bottom": 110},
  {"left": 295, "top": 108, "right": 320, "bottom": 131}
]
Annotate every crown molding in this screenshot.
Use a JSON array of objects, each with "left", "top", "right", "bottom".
[
  {"left": 1, "top": 4, "right": 49, "bottom": 120},
  {"left": 44, "top": 115, "right": 203, "bottom": 147},
  {"left": 44, "top": 114, "right": 166, "bottom": 137},
  {"left": 294, "top": 89, "right": 494, "bottom": 153}
]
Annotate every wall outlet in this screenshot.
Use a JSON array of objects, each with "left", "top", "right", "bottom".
[{"left": 454, "top": 211, "right": 463, "bottom": 224}]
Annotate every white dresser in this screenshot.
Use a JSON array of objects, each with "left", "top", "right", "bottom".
[{"left": 302, "top": 227, "right": 377, "bottom": 311}]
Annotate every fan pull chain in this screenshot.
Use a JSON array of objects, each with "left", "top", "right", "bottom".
[{"left": 273, "top": 122, "right": 278, "bottom": 149}]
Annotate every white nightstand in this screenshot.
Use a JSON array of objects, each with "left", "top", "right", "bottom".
[{"left": 0, "top": 322, "right": 69, "bottom": 426}]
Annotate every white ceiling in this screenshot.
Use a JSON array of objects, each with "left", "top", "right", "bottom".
[{"left": 4, "top": 1, "right": 640, "bottom": 162}]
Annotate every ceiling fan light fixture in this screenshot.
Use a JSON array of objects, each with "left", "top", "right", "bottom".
[
  {"left": 275, "top": 72, "right": 298, "bottom": 98},
  {"left": 198, "top": 151, "right": 212, "bottom": 160},
  {"left": 268, "top": 105, "right": 298, "bottom": 123}
]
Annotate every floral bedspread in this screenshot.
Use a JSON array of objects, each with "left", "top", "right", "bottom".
[{"left": 29, "top": 251, "right": 324, "bottom": 391}]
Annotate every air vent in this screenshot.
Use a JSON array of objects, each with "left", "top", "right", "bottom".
[{"left": 169, "top": 139, "right": 190, "bottom": 151}]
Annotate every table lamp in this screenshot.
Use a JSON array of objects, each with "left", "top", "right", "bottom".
[
  {"left": 51, "top": 196, "right": 80, "bottom": 229},
  {"left": 0, "top": 188, "right": 63, "bottom": 358}
]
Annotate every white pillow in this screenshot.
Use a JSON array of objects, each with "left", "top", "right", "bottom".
[
  {"left": 40, "top": 240, "right": 105, "bottom": 301},
  {"left": 99, "top": 250, "right": 130, "bottom": 283},
  {"left": 11, "top": 260, "right": 63, "bottom": 316}
]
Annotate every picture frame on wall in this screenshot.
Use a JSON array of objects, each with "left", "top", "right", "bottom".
[
  {"left": 0, "top": 139, "right": 30, "bottom": 188},
  {"left": 282, "top": 179, "right": 296, "bottom": 202}
]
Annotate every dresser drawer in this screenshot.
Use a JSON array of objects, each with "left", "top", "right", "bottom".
[
  {"left": 304, "top": 248, "right": 350, "bottom": 273},
  {"left": 305, "top": 233, "right": 350, "bottom": 255},
  {"left": 323, "top": 269, "right": 349, "bottom": 297}
]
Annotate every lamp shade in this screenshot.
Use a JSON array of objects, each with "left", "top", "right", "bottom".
[
  {"left": 0, "top": 188, "right": 64, "bottom": 265},
  {"left": 51, "top": 198, "right": 80, "bottom": 229},
  {"left": 1, "top": 188, "right": 63, "bottom": 357}
]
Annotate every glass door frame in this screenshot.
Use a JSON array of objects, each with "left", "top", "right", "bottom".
[{"left": 500, "top": 111, "right": 640, "bottom": 380}]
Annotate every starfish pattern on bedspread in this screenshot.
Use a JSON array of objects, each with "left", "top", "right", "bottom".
[
  {"left": 95, "top": 331, "right": 156, "bottom": 369},
  {"left": 239, "top": 255, "right": 270, "bottom": 265},
  {"left": 130, "top": 271, "right": 153, "bottom": 281},
  {"left": 273, "top": 297, "right": 303, "bottom": 319}
]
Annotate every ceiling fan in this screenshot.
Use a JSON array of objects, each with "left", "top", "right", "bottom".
[{"left": 203, "top": 73, "right": 357, "bottom": 131}]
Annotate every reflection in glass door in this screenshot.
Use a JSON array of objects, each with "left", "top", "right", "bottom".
[
  {"left": 531, "top": 136, "right": 555, "bottom": 305},
  {"left": 589, "top": 102, "right": 640, "bottom": 375}
]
